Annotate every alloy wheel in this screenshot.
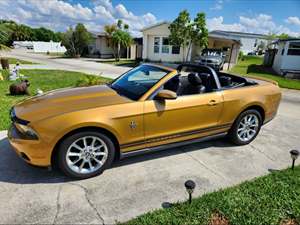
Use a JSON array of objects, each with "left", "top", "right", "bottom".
[
  {"left": 66, "top": 136, "right": 108, "bottom": 174},
  {"left": 237, "top": 113, "right": 259, "bottom": 142}
]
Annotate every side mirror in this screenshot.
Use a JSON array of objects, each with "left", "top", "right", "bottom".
[{"left": 155, "top": 90, "right": 177, "bottom": 100}]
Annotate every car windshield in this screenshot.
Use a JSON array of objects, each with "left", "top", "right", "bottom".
[
  {"left": 110, "top": 64, "right": 169, "bottom": 100},
  {"left": 202, "top": 49, "right": 222, "bottom": 56}
]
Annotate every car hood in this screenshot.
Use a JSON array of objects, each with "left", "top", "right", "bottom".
[{"left": 14, "top": 85, "right": 131, "bottom": 122}]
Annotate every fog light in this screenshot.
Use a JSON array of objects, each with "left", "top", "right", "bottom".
[
  {"left": 290, "top": 150, "right": 299, "bottom": 171},
  {"left": 184, "top": 180, "right": 196, "bottom": 204}
]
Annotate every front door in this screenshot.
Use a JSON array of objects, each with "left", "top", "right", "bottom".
[{"left": 144, "top": 92, "right": 224, "bottom": 148}]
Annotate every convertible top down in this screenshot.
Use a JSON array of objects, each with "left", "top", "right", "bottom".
[{"left": 8, "top": 63, "right": 281, "bottom": 178}]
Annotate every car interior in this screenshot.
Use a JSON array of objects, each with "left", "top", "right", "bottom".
[{"left": 163, "top": 65, "right": 257, "bottom": 96}]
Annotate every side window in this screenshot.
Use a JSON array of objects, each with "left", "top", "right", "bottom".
[
  {"left": 172, "top": 46, "right": 180, "bottom": 54},
  {"left": 287, "top": 42, "right": 300, "bottom": 56},
  {"left": 162, "top": 37, "right": 170, "bottom": 53},
  {"left": 154, "top": 37, "right": 160, "bottom": 53}
]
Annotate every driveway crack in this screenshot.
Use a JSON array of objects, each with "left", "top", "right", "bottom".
[
  {"left": 181, "top": 149, "right": 229, "bottom": 182},
  {"left": 249, "top": 144, "right": 275, "bottom": 162},
  {"left": 52, "top": 185, "right": 62, "bottom": 225},
  {"left": 69, "top": 182, "right": 105, "bottom": 225}
]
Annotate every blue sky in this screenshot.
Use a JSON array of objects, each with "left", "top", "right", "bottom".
[{"left": 0, "top": 0, "right": 299, "bottom": 37}]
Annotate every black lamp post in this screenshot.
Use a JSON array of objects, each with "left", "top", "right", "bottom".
[
  {"left": 184, "top": 180, "right": 196, "bottom": 204},
  {"left": 290, "top": 150, "right": 299, "bottom": 171}
]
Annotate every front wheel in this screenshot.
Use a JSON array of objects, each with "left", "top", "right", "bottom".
[
  {"left": 228, "top": 109, "right": 262, "bottom": 145},
  {"left": 58, "top": 131, "right": 115, "bottom": 178}
]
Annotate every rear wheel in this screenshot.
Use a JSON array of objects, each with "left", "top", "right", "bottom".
[
  {"left": 58, "top": 131, "right": 115, "bottom": 178},
  {"left": 228, "top": 109, "right": 262, "bottom": 145}
]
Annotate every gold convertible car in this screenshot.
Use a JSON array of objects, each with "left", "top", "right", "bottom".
[{"left": 8, "top": 64, "right": 281, "bottom": 178}]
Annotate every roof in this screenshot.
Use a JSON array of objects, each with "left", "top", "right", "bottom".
[
  {"left": 141, "top": 21, "right": 170, "bottom": 31},
  {"left": 141, "top": 22, "right": 241, "bottom": 44},
  {"left": 210, "top": 30, "right": 267, "bottom": 39},
  {"left": 91, "top": 32, "right": 107, "bottom": 38}
]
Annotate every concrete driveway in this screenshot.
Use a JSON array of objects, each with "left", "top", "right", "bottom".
[
  {"left": 3, "top": 49, "right": 131, "bottom": 79},
  {"left": 0, "top": 89, "right": 299, "bottom": 224}
]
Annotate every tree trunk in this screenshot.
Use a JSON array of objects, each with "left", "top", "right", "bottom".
[
  {"left": 117, "top": 42, "right": 121, "bottom": 61},
  {"left": 186, "top": 41, "right": 192, "bottom": 62}
]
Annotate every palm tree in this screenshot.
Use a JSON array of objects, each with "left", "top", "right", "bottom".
[{"left": 104, "top": 24, "right": 117, "bottom": 59}]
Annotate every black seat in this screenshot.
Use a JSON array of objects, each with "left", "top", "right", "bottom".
[
  {"left": 219, "top": 76, "right": 232, "bottom": 87},
  {"left": 179, "top": 73, "right": 205, "bottom": 95},
  {"left": 198, "top": 73, "right": 214, "bottom": 92},
  {"left": 164, "top": 75, "right": 181, "bottom": 93}
]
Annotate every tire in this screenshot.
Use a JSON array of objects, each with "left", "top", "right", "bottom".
[
  {"left": 228, "top": 109, "right": 262, "bottom": 145},
  {"left": 58, "top": 131, "right": 115, "bottom": 179}
]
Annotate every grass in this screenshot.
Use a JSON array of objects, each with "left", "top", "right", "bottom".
[
  {"left": 230, "top": 56, "right": 300, "bottom": 90},
  {"left": 0, "top": 69, "right": 110, "bottom": 130},
  {"left": 122, "top": 166, "right": 300, "bottom": 225},
  {"left": 96, "top": 59, "right": 140, "bottom": 67},
  {"left": 1, "top": 57, "right": 36, "bottom": 65}
]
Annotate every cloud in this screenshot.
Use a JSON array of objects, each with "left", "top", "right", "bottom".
[
  {"left": 207, "top": 14, "right": 300, "bottom": 37},
  {"left": 285, "top": 16, "right": 300, "bottom": 26},
  {"left": 0, "top": 0, "right": 157, "bottom": 36},
  {"left": 210, "top": 0, "right": 223, "bottom": 11}
]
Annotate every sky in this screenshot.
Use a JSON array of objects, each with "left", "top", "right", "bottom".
[{"left": 0, "top": 0, "right": 299, "bottom": 37}]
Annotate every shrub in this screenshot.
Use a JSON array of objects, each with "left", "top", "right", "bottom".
[
  {"left": 1, "top": 69, "right": 10, "bottom": 80},
  {"left": 238, "top": 51, "right": 244, "bottom": 61},
  {"left": 75, "top": 75, "right": 106, "bottom": 87}
]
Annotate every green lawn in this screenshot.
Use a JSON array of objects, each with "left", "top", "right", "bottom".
[
  {"left": 0, "top": 69, "right": 110, "bottom": 130},
  {"left": 230, "top": 56, "right": 300, "bottom": 90},
  {"left": 122, "top": 166, "right": 300, "bottom": 225},
  {"left": 4, "top": 57, "right": 36, "bottom": 65}
]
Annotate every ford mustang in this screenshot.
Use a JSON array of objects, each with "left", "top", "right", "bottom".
[{"left": 8, "top": 64, "right": 281, "bottom": 178}]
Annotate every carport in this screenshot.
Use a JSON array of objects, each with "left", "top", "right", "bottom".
[{"left": 191, "top": 34, "right": 241, "bottom": 70}]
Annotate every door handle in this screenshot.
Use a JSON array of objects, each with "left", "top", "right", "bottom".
[{"left": 208, "top": 100, "right": 218, "bottom": 106}]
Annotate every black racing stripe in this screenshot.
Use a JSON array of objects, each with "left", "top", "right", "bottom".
[{"left": 120, "top": 123, "right": 232, "bottom": 148}]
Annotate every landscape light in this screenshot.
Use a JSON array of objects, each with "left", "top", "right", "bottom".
[
  {"left": 290, "top": 150, "right": 299, "bottom": 170},
  {"left": 184, "top": 180, "right": 196, "bottom": 204}
]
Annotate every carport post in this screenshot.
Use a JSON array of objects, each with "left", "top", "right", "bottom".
[{"left": 227, "top": 43, "right": 234, "bottom": 71}]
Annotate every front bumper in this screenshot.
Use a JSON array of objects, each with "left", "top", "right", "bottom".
[{"left": 8, "top": 124, "right": 51, "bottom": 167}]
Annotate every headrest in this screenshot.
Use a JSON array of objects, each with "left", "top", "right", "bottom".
[
  {"left": 219, "top": 76, "right": 232, "bottom": 86},
  {"left": 198, "top": 73, "right": 211, "bottom": 80},
  {"left": 188, "top": 73, "right": 202, "bottom": 85}
]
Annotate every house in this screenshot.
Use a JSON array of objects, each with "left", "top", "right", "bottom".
[
  {"left": 210, "top": 30, "right": 268, "bottom": 54},
  {"left": 141, "top": 22, "right": 241, "bottom": 68},
  {"left": 13, "top": 41, "right": 66, "bottom": 53},
  {"left": 88, "top": 32, "right": 142, "bottom": 59},
  {"left": 267, "top": 38, "right": 300, "bottom": 75}
]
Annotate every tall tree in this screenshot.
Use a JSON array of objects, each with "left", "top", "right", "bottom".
[
  {"left": 169, "top": 10, "right": 208, "bottom": 62},
  {"left": 104, "top": 24, "right": 117, "bottom": 58},
  {"left": 104, "top": 20, "right": 132, "bottom": 61},
  {"left": 62, "top": 23, "right": 91, "bottom": 57}
]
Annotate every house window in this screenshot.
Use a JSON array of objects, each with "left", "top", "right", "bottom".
[
  {"left": 154, "top": 37, "right": 160, "bottom": 53},
  {"left": 162, "top": 37, "right": 169, "bottom": 53},
  {"left": 287, "top": 42, "right": 300, "bottom": 56},
  {"left": 172, "top": 46, "right": 180, "bottom": 54}
]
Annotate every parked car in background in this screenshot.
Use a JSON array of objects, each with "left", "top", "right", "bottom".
[
  {"left": 8, "top": 64, "right": 281, "bottom": 178},
  {"left": 194, "top": 49, "right": 225, "bottom": 71}
]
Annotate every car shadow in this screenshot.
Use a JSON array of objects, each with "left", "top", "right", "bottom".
[{"left": 0, "top": 136, "right": 233, "bottom": 185}]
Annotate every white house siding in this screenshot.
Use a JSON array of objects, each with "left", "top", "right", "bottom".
[
  {"left": 272, "top": 40, "right": 300, "bottom": 74},
  {"left": 32, "top": 41, "right": 66, "bottom": 53},
  {"left": 142, "top": 23, "right": 184, "bottom": 62},
  {"left": 13, "top": 41, "right": 66, "bottom": 53}
]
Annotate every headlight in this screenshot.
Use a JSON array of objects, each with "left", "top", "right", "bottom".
[{"left": 15, "top": 123, "right": 39, "bottom": 140}]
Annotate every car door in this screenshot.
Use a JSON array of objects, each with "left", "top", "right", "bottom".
[{"left": 143, "top": 91, "right": 224, "bottom": 148}]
